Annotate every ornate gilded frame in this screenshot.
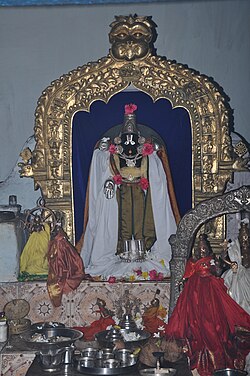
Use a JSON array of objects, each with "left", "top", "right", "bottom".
[{"left": 22, "top": 15, "right": 234, "bottom": 247}]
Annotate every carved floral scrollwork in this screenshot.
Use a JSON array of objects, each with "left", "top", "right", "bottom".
[
  {"left": 18, "top": 147, "right": 34, "bottom": 178},
  {"left": 32, "top": 150, "right": 44, "bottom": 169},
  {"left": 47, "top": 180, "right": 63, "bottom": 199},
  {"left": 203, "top": 174, "right": 218, "bottom": 193},
  {"left": 119, "top": 63, "right": 141, "bottom": 80},
  {"left": 169, "top": 254, "right": 186, "bottom": 308},
  {"left": 201, "top": 116, "right": 216, "bottom": 134}
]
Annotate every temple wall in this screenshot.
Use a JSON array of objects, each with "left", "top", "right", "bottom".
[{"left": 0, "top": 281, "right": 170, "bottom": 327}]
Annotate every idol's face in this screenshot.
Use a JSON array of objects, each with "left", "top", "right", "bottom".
[
  {"left": 109, "top": 22, "right": 152, "bottom": 61},
  {"left": 121, "top": 133, "right": 139, "bottom": 157},
  {"left": 194, "top": 244, "right": 210, "bottom": 260},
  {"left": 200, "top": 246, "right": 208, "bottom": 258}
]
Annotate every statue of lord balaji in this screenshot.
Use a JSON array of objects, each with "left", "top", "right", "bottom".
[
  {"left": 77, "top": 102, "right": 181, "bottom": 279},
  {"left": 19, "top": 14, "right": 236, "bottom": 282}
]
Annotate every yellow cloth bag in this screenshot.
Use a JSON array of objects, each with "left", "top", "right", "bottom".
[{"left": 20, "top": 223, "right": 50, "bottom": 275}]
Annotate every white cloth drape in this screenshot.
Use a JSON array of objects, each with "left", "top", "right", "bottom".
[
  {"left": 81, "top": 150, "right": 177, "bottom": 278},
  {"left": 222, "top": 239, "right": 250, "bottom": 314}
]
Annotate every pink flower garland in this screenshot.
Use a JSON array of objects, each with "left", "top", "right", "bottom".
[
  {"left": 142, "top": 143, "right": 154, "bottom": 156},
  {"left": 140, "top": 177, "right": 149, "bottom": 190},
  {"left": 109, "top": 144, "right": 117, "bottom": 154},
  {"left": 113, "top": 174, "right": 123, "bottom": 185},
  {"left": 112, "top": 175, "right": 149, "bottom": 190}
]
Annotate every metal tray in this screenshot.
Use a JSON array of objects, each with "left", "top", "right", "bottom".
[
  {"left": 139, "top": 368, "right": 176, "bottom": 376},
  {"left": 76, "top": 362, "right": 138, "bottom": 375}
]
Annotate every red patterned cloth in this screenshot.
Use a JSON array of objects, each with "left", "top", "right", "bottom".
[
  {"left": 73, "top": 304, "right": 115, "bottom": 341},
  {"left": 165, "top": 256, "right": 250, "bottom": 376},
  {"left": 47, "top": 228, "right": 85, "bottom": 307},
  {"left": 73, "top": 316, "right": 115, "bottom": 341}
]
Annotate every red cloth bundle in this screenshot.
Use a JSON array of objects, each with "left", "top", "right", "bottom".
[{"left": 47, "top": 227, "right": 85, "bottom": 307}]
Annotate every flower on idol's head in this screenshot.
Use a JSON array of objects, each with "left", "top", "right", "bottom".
[
  {"left": 113, "top": 175, "right": 123, "bottom": 185},
  {"left": 125, "top": 103, "right": 137, "bottom": 115},
  {"left": 142, "top": 143, "right": 154, "bottom": 156},
  {"left": 140, "top": 177, "right": 149, "bottom": 190},
  {"left": 129, "top": 275, "right": 136, "bottom": 282},
  {"left": 108, "top": 276, "right": 116, "bottom": 284},
  {"left": 109, "top": 144, "right": 117, "bottom": 154}
]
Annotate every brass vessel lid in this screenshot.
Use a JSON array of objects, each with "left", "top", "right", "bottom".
[{"left": 4, "top": 299, "right": 30, "bottom": 320}]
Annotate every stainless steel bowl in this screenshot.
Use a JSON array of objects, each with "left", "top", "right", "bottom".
[
  {"left": 21, "top": 327, "right": 83, "bottom": 351},
  {"left": 38, "top": 347, "right": 66, "bottom": 372},
  {"left": 214, "top": 369, "right": 248, "bottom": 376},
  {"left": 77, "top": 356, "right": 95, "bottom": 368},
  {"left": 103, "top": 359, "right": 120, "bottom": 368},
  {"left": 95, "top": 328, "right": 151, "bottom": 349},
  {"left": 115, "top": 348, "right": 132, "bottom": 361},
  {"left": 81, "top": 347, "right": 99, "bottom": 358}
]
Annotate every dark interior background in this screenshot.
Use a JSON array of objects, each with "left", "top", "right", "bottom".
[{"left": 72, "top": 90, "right": 192, "bottom": 243}]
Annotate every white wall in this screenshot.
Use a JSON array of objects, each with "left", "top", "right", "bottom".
[{"left": 0, "top": 0, "right": 250, "bottom": 183}]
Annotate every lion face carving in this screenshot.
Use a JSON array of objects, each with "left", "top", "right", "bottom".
[{"left": 109, "top": 15, "right": 156, "bottom": 61}]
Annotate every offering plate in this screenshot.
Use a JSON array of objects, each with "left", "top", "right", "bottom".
[
  {"left": 75, "top": 346, "right": 138, "bottom": 375},
  {"left": 20, "top": 327, "right": 83, "bottom": 351}
]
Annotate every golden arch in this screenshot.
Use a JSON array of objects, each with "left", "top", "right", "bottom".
[{"left": 28, "top": 17, "right": 234, "bottom": 249}]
